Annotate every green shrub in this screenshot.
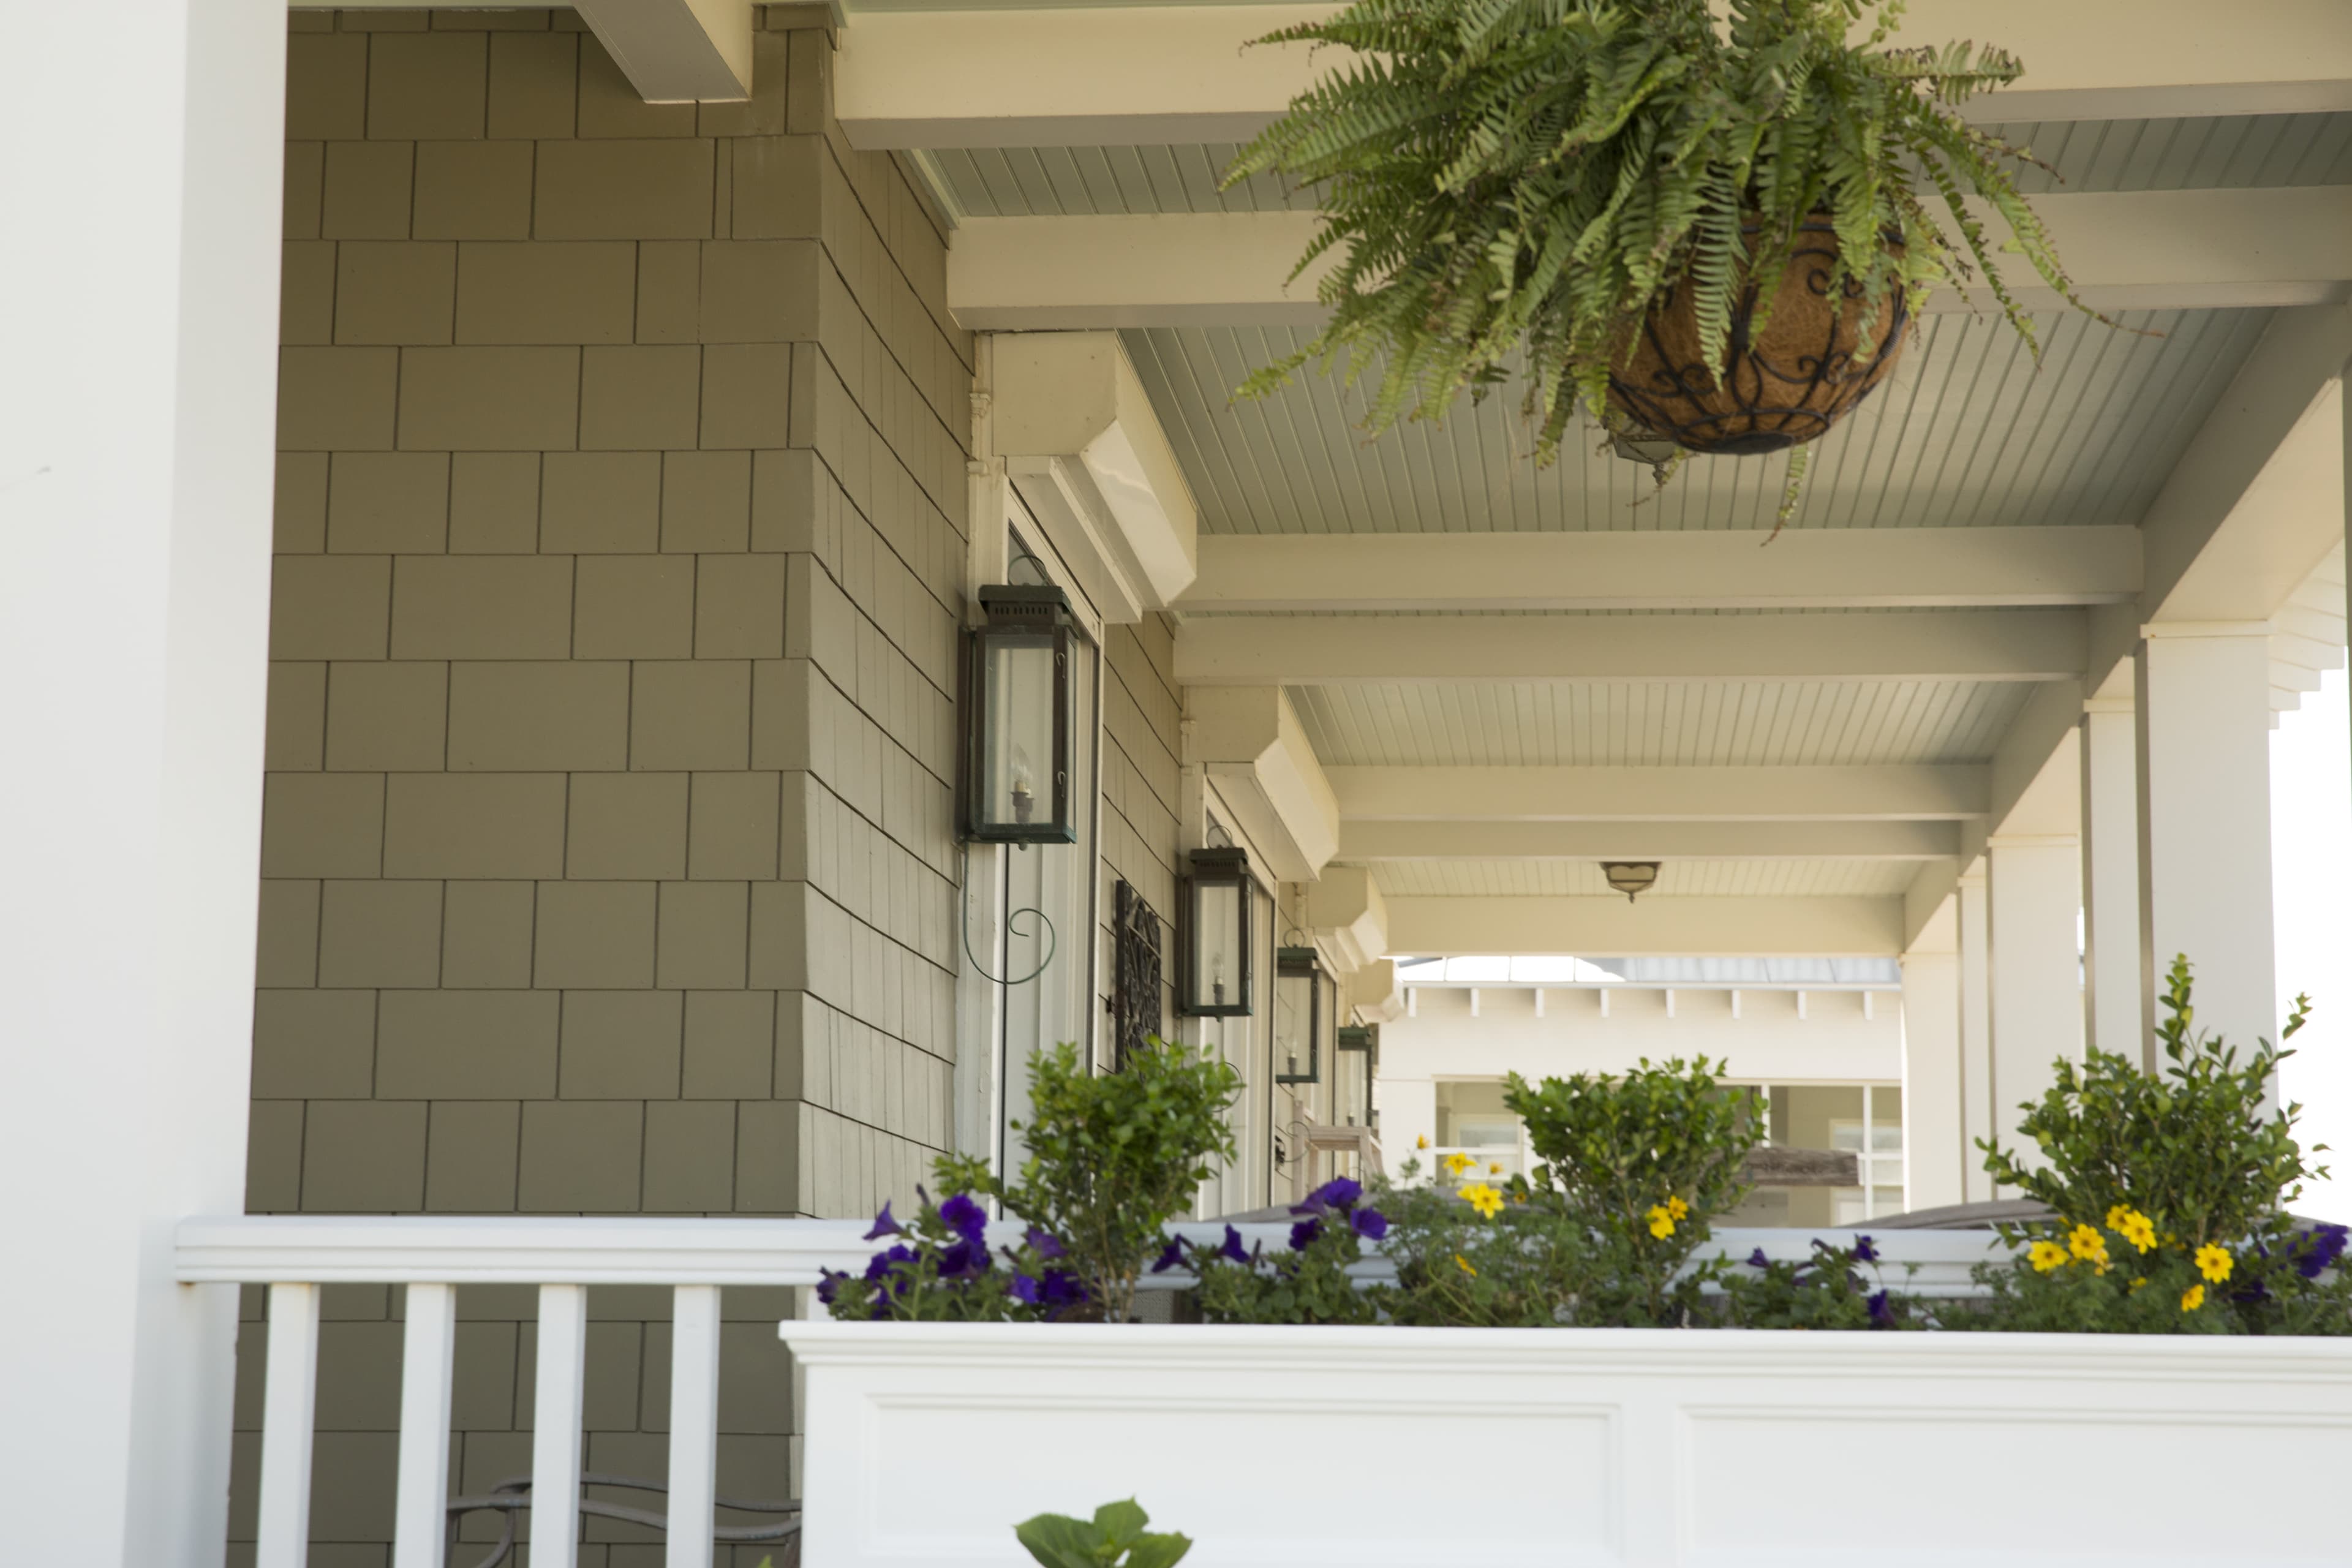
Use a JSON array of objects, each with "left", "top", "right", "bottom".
[
  {"left": 1184, "top": 1177, "right": 1384, "bottom": 1325},
  {"left": 1374, "top": 1164, "right": 1600, "bottom": 1327},
  {"left": 1972, "top": 956, "right": 2350, "bottom": 1334},
  {"left": 1505, "top": 1058, "right": 1759, "bottom": 1324},
  {"left": 997, "top": 1038, "right": 1241, "bottom": 1325}
]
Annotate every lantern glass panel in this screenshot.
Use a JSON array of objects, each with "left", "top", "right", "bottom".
[
  {"left": 1274, "top": 949, "right": 1321, "bottom": 1083},
  {"left": 1182, "top": 848, "right": 1252, "bottom": 1017},
  {"left": 981, "top": 631, "right": 1056, "bottom": 833}
]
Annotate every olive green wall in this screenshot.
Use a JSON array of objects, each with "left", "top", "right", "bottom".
[{"left": 236, "top": 7, "right": 971, "bottom": 1560}]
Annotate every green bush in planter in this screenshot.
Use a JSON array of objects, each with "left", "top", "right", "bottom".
[{"left": 1969, "top": 956, "right": 2352, "bottom": 1335}]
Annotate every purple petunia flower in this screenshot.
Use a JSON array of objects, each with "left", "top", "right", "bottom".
[
  {"left": 937, "top": 1238, "right": 989, "bottom": 1280},
  {"left": 1289, "top": 1218, "right": 1323, "bottom": 1251},
  {"left": 1311, "top": 1177, "right": 1363, "bottom": 1210},
  {"left": 1852, "top": 1235, "right": 1879, "bottom": 1264},
  {"left": 863, "top": 1243, "right": 916, "bottom": 1281},
  {"left": 1218, "top": 1224, "right": 1250, "bottom": 1264},
  {"left": 1009, "top": 1273, "right": 1041, "bottom": 1305},
  {"left": 938, "top": 1192, "right": 988, "bottom": 1245},
  {"left": 1025, "top": 1227, "right": 1067, "bottom": 1260},
  {"left": 1746, "top": 1248, "right": 1771, "bottom": 1269},
  {"left": 815, "top": 1268, "right": 843, "bottom": 1306},
  {"left": 1352, "top": 1207, "right": 1389, "bottom": 1242},
  {"left": 1150, "top": 1237, "right": 1187, "bottom": 1274},
  {"left": 1868, "top": 1289, "right": 1893, "bottom": 1326},
  {"left": 2299, "top": 1222, "right": 2350, "bottom": 1279},
  {"left": 862, "top": 1202, "right": 902, "bottom": 1241}
]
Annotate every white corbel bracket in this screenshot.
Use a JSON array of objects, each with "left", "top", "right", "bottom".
[
  {"left": 992, "top": 333, "right": 1199, "bottom": 624},
  {"left": 1183, "top": 687, "right": 1339, "bottom": 883}
]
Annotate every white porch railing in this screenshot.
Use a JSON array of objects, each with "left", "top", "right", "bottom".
[{"left": 176, "top": 1216, "right": 2008, "bottom": 1567}]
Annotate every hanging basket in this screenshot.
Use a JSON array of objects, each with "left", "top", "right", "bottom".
[{"left": 1606, "top": 214, "right": 1910, "bottom": 457}]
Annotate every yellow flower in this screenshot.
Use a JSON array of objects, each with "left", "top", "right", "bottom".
[
  {"left": 1453, "top": 1253, "right": 1477, "bottom": 1277},
  {"left": 2106, "top": 1204, "right": 2130, "bottom": 1231},
  {"left": 1665, "top": 1196, "right": 1690, "bottom": 1221},
  {"left": 1442, "top": 1152, "right": 1475, "bottom": 1178},
  {"left": 2194, "top": 1244, "right": 2234, "bottom": 1284},
  {"left": 2029, "top": 1240, "right": 2068, "bottom": 1273},
  {"left": 2114, "top": 1208, "right": 2157, "bottom": 1254},
  {"left": 2181, "top": 1283, "right": 2206, "bottom": 1313},
  {"left": 1458, "top": 1182, "right": 1505, "bottom": 1219},
  {"left": 2129, "top": 1277, "right": 2147, "bottom": 1292},
  {"left": 1646, "top": 1205, "right": 1677, "bottom": 1239},
  {"left": 1416, "top": 1134, "right": 1431, "bottom": 1150},
  {"left": 2067, "top": 1223, "right": 2109, "bottom": 1270},
  {"left": 1488, "top": 1161, "right": 1503, "bottom": 1174}
]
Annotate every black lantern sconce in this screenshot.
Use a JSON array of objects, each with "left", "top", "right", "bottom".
[
  {"left": 1180, "top": 847, "right": 1253, "bottom": 1017},
  {"left": 1273, "top": 947, "right": 1331, "bottom": 1085},
  {"left": 1335, "top": 1025, "right": 1378, "bottom": 1128},
  {"left": 962, "top": 584, "right": 1085, "bottom": 844}
]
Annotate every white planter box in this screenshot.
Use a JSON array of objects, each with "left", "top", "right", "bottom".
[{"left": 780, "top": 1321, "right": 2352, "bottom": 1567}]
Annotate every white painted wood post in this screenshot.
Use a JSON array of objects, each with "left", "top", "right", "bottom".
[
  {"left": 1988, "top": 835, "right": 2084, "bottom": 1178},
  {"left": 666, "top": 1285, "right": 723, "bottom": 1568},
  {"left": 255, "top": 1284, "right": 322, "bottom": 1568},
  {"left": 2081, "top": 698, "right": 2145, "bottom": 1063},
  {"left": 0, "top": 1, "right": 285, "bottom": 1564},
  {"left": 1957, "top": 870, "right": 1995, "bottom": 1204},
  {"left": 2137, "top": 625, "right": 2282, "bottom": 1074},
  {"left": 1899, "top": 952, "right": 1965, "bottom": 1213},
  {"left": 532, "top": 1284, "right": 590, "bottom": 1568},
  {"left": 393, "top": 1284, "right": 459, "bottom": 1568}
]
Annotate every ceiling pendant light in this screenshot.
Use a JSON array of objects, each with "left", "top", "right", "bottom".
[{"left": 1603, "top": 862, "right": 1660, "bottom": 902}]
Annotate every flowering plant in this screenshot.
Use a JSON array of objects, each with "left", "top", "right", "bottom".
[
  {"left": 1722, "top": 1235, "right": 1920, "bottom": 1331},
  {"left": 818, "top": 1177, "right": 1084, "bottom": 1322},
  {"left": 1506, "top": 1058, "right": 1758, "bottom": 1324},
  {"left": 1376, "top": 1159, "right": 1602, "bottom": 1327},
  {"left": 1973, "top": 957, "right": 2350, "bottom": 1334},
  {"left": 1182, "top": 1177, "right": 1387, "bottom": 1325}
]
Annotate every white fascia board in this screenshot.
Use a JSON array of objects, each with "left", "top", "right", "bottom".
[
  {"left": 1384, "top": 896, "right": 1906, "bottom": 957},
  {"left": 571, "top": 0, "right": 754, "bottom": 101},
  {"left": 948, "top": 191, "right": 2352, "bottom": 330},
  {"left": 995, "top": 333, "right": 1199, "bottom": 617},
  {"left": 1337, "top": 820, "right": 1962, "bottom": 861},
  {"left": 1183, "top": 527, "right": 2141, "bottom": 612},
  {"left": 1183, "top": 686, "right": 1339, "bottom": 883},
  {"left": 1329, "top": 764, "right": 1991, "bottom": 823},
  {"left": 1175, "top": 608, "right": 2086, "bottom": 685},
  {"left": 834, "top": 0, "right": 2352, "bottom": 149},
  {"left": 1302, "top": 864, "right": 1388, "bottom": 973}
]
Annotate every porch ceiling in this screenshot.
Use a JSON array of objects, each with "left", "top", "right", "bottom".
[
  {"left": 1368, "top": 861, "right": 1927, "bottom": 899},
  {"left": 1124, "top": 311, "right": 2272, "bottom": 536}
]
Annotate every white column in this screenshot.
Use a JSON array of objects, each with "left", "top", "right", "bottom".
[
  {"left": 2137, "top": 625, "right": 2280, "bottom": 1061},
  {"left": 2080, "top": 699, "right": 2144, "bottom": 1061},
  {"left": 0, "top": 3, "right": 285, "bottom": 1567},
  {"left": 1898, "top": 952, "right": 1964, "bottom": 1212},
  {"left": 1956, "top": 870, "right": 1995, "bottom": 1204},
  {"left": 1987, "top": 836, "right": 2084, "bottom": 1180}
]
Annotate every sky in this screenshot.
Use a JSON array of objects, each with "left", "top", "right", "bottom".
[{"left": 2272, "top": 666, "right": 2352, "bottom": 1223}]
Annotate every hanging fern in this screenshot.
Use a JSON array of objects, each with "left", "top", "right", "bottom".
[{"left": 1225, "top": 0, "right": 2110, "bottom": 473}]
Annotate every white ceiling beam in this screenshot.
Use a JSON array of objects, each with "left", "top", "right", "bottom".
[
  {"left": 949, "top": 189, "right": 2352, "bottom": 330},
  {"left": 1341, "top": 820, "right": 1961, "bottom": 861},
  {"left": 570, "top": 0, "right": 755, "bottom": 101},
  {"left": 1330, "top": 764, "right": 1990, "bottom": 824},
  {"left": 1175, "top": 608, "right": 2085, "bottom": 685},
  {"left": 836, "top": 0, "right": 2352, "bottom": 149},
  {"left": 1385, "top": 895, "right": 1905, "bottom": 957},
  {"left": 1183, "top": 527, "right": 2140, "bottom": 613}
]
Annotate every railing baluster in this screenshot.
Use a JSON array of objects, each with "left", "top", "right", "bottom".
[
  {"left": 255, "top": 1282, "right": 321, "bottom": 1568},
  {"left": 532, "top": 1284, "right": 589, "bottom": 1568},
  {"left": 665, "top": 1284, "right": 722, "bottom": 1568},
  {"left": 392, "top": 1281, "right": 458, "bottom": 1568}
]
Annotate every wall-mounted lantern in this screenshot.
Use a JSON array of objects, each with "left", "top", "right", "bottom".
[
  {"left": 1180, "top": 847, "right": 1253, "bottom": 1016},
  {"left": 1273, "top": 946, "right": 1330, "bottom": 1084},
  {"left": 1336, "top": 1024, "right": 1378, "bottom": 1128},
  {"left": 963, "top": 584, "right": 1085, "bottom": 844}
]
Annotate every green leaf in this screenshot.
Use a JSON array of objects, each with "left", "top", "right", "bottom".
[
  {"left": 1125, "top": 1532, "right": 1195, "bottom": 1568},
  {"left": 1014, "top": 1513, "right": 1107, "bottom": 1568}
]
